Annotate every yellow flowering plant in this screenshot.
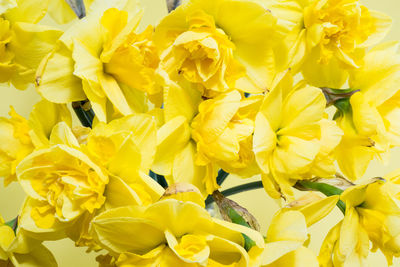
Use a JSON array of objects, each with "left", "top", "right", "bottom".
[{"left": 1, "top": 0, "right": 400, "bottom": 266}]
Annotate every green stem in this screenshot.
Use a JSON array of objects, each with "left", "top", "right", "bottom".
[
  {"left": 297, "top": 180, "right": 344, "bottom": 196},
  {"left": 206, "top": 181, "right": 263, "bottom": 205},
  {"left": 297, "top": 180, "right": 346, "bottom": 214},
  {"left": 217, "top": 170, "right": 229, "bottom": 186},
  {"left": 149, "top": 170, "right": 168, "bottom": 188},
  {"left": 72, "top": 100, "right": 95, "bottom": 128},
  {"left": 206, "top": 180, "right": 347, "bottom": 214}
]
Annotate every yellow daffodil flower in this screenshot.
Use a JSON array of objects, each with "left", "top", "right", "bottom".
[
  {"left": 91, "top": 198, "right": 265, "bottom": 266},
  {"left": 0, "top": 100, "right": 70, "bottom": 186},
  {"left": 335, "top": 42, "right": 400, "bottom": 180},
  {"left": 36, "top": 1, "right": 163, "bottom": 122},
  {"left": 320, "top": 180, "right": 400, "bottom": 266},
  {"left": 151, "top": 75, "right": 217, "bottom": 196},
  {"left": 0, "top": 0, "right": 62, "bottom": 90},
  {"left": 0, "top": 215, "right": 57, "bottom": 266},
  {"left": 155, "top": 0, "right": 282, "bottom": 95},
  {"left": 257, "top": 0, "right": 391, "bottom": 88},
  {"left": 302, "top": 0, "right": 392, "bottom": 88},
  {"left": 17, "top": 138, "right": 109, "bottom": 229},
  {"left": 17, "top": 114, "right": 163, "bottom": 246},
  {"left": 154, "top": 74, "right": 261, "bottom": 195},
  {"left": 192, "top": 90, "right": 260, "bottom": 178},
  {"left": 261, "top": 210, "right": 319, "bottom": 267},
  {"left": 253, "top": 73, "right": 342, "bottom": 199}
]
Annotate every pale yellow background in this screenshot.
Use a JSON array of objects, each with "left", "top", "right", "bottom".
[{"left": 0, "top": 0, "right": 399, "bottom": 266}]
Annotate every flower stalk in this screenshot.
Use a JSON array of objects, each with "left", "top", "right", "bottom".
[
  {"left": 205, "top": 181, "right": 264, "bottom": 206},
  {"left": 72, "top": 100, "right": 95, "bottom": 128},
  {"left": 216, "top": 169, "right": 229, "bottom": 186}
]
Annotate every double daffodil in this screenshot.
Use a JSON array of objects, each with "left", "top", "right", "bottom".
[
  {"left": 155, "top": 0, "right": 282, "bottom": 96},
  {"left": 0, "top": 0, "right": 62, "bottom": 90},
  {"left": 320, "top": 180, "right": 400, "bottom": 266},
  {"left": 91, "top": 195, "right": 265, "bottom": 266},
  {"left": 335, "top": 42, "right": 400, "bottom": 180},
  {"left": 37, "top": 0, "right": 161, "bottom": 122}
]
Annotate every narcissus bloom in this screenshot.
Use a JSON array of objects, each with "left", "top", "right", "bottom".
[
  {"left": 153, "top": 75, "right": 261, "bottom": 195},
  {"left": 37, "top": 0, "right": 160, "bottom": 121},
  {"left": 335, "top": 42, "right": 400, "bottom": 180},
  {"left": 0, "top": 100, "right": 70, "bottom": 186},
  {"left": 319, "top": 180, "right": 400, "bottom": 266},
  {"left": 253, "top": 73, "right": 342, "bottom": 199},
  {"left": 155, "top": 0, "right": 281, "bottom": 95},
  {"left": 0, "top": 0, "right": 62, "bottom": 90},
  {"left": 301, "top": 0, "right": 392, "bottom": 88},
  {"left": 17, "top": 141, "right": 108, "bottom": 228},
  {"left": 0, "top": 214, "right": 57, "bottom": 266},
  {"left": 192, "top": 90, "right": 259, "bottom": 177},
  {"left": 257, "top": 0, "right": 391, "bottom": 88},
  {"left": 17, "top": 114, "right": 163, "bottom": 244},
  {"left": 91, "top": 199, "right": 265, "bottom": 266}
]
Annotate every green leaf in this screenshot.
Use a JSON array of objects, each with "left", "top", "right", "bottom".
[{"left": 227, "top": 208, "right": 256, "bottom": 251}]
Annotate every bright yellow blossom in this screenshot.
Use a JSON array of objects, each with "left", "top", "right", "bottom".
[
  {"left": 257, "top": 0, "right": 392, "bottom": 88},
  {"left": 155, "top": 0, "right": 281, "bottom": 95},
  {"left": 37, "top": 0, "right": 160, "bottom": 122},
  {"left": 335, "top": 42, "right": 400, "bottom": 180},
  {"left": 0, "top": 214, "right": 57, "bottom": 266},
  {"left": 0, "top": 0, "right": 62, "bottom": 90},
  {"left": 91, "top": 198, "right": 265, "bottom": 266},
  {"left": 17, "top": 114, "right": 163, "bottom": 244},
  {"left": 151, "top": 76, "right": 217, "bottom": 196},
  {"left": 320, "top": 180, "right": 400, "bottom": 266},
  {"left": 153, "top": 75, "right": 261, "bottom": 195},
  {"left": 301, "top": 0, "right": 392, "bottom": 88},
  {"left": 0, "top": 100, "right": 71, "bottom": 186},
  {"left": 253, "top": 73, "right": 342, "bottom": 199},
  {"left": 17, "top": 141, "right": 108, "bottom": 228},
  {"left": 192, "top": 90, "right": 259, "bottom": 177},
  {"left": 157, "top": 9, "right": 245, "bottom": 97}
]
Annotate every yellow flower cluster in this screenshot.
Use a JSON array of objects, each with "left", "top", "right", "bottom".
[{"left": 1, "top": 0, "right": 400, "bottom": 266}]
